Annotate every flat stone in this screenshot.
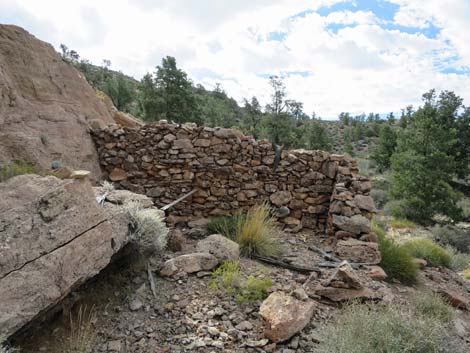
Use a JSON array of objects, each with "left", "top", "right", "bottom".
[
  {"left": 270, "top": 191, "right": 292, "bottom": 207},
  {"left": 105, "top": 189, "right": 154, "bottom": 208},
  {"left": 314, "top": 285, "right": 378, "bottom": 302},
  {"left": 353, "top": 195, "right": 376, "bottom": 212},
  {"left": 173, "top": 139, "right": 193, "bottom": 149},
  {"left": 109, "top": 168, "right": 127, "bottom": 181},
  {"left": 437, "top": 288, "right": 469, "bottom": 310},
  {"left": 335, "top": 239, "right": 381, "bottom": 264},
  {"left": 332, "top": 214, "right": 371, "bottom": 235}
]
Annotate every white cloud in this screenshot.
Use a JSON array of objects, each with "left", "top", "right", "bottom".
[{"left": 0, "top": 0, "right": 469, "bottom": 118}]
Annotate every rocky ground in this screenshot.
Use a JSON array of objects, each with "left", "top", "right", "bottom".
[{"left": 14, "top": 221, "right": 470, "bottom": 353}]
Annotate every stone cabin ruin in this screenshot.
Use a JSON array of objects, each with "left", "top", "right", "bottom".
[{"left": 92, "top": 121, "right": 377, "bottom": 250}]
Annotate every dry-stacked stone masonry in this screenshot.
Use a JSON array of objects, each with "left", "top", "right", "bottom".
[{"left": 92, "top": 122, "right": 377, "bottom": 244}]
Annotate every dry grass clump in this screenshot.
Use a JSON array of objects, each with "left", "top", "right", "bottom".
[
  {"left": 207, "top": 214, "right": 246, "bottom": 239},
  {"left": 67, "top": 305, "right": 97, "bottom": 353},
  {"left": 313, "top": 302, "right": 463, "bottom": 353},
  {"left": 235, "top": 202, "right": 281, "bottom": 257},
  {"left": 122, "top": 200, "right": 169, "bottom": 252}
]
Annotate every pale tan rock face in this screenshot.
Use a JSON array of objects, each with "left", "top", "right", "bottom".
[
  {"left": 0, "top": 25, "right": 114, "bottom": 180},
  {"left": 159, "top": 253, "right": 219, "bottom": 277},
  {"left": 196, "top": 234, "right": 240, "bottom": 263},
  {"left": 0, "top": 174, "right": 130, "bottom": 338},
  {"left": 259, "top": 292, "right": 316, "bottom": 343}
]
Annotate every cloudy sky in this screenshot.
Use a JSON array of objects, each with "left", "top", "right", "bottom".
[{"left": 1, "top": 0, "right": 469, "bottom": 118}]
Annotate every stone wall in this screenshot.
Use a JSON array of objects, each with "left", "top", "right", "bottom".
[{"left": 92, "top": 122, "right": 376, "bottom": 239}]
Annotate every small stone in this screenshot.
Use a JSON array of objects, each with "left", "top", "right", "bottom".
[
  {"left": 207, "top": 326, "right": 220, "bottom": 336},
  {"left": 365, "top": 265, "right": 387, "bottom": 281},
  {"left": 235, "top": 320, "right": 253, "bottom": 331},
  {"left": 293, "top": 287, "right": 309, "bottom": 301},
  {"left": 107, "top": 340, "right": 122, "bottom": 352},
  {"left": 129, "top": 298, "right": 143, "bottom": 311}
]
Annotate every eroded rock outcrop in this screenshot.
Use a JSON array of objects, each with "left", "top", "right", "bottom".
[
  {"left": 0, "top": 25, "right": 114, "bottom": 179},
  {"left": 0, "top": 174, "right": 130, "bottom": 338}
]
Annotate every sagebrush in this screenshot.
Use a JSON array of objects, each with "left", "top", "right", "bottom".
[
  {"left": 401, "top": 239, "right": 451, "bottom": 268},
  {"left": 313, "top": 302, "right": 464, "bottom": 353},
  {"left": 412, "top": 292, "right": 454, "bottom": 323},
  {"left": 432, "top": 225, "right": 470, "bottom": 253}
]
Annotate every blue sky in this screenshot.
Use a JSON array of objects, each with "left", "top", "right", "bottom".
[{"left": 0, "top": 0, "right": 469, "bottom": 119}]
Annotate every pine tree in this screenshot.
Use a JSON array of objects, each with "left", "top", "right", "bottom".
[
  {"left": 371, "top": 125, "right": 397, "bottom": 172},
  {"left": 391, "top": 90, "right": 462, "bottom": 224}
]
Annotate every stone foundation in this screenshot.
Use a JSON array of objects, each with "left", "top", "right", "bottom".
[{"left": 92, "top": 122, "right": 376, "bottom": 239}]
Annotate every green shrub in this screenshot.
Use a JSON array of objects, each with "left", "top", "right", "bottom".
[
  {"left": 313, "top": 302, "right": 463, "bottom": 353},
  {"left": 412, "top": 292, "right": 454, "bottom": 323},
  {"left": 0, "top": 161, "right": 40, "bottom": 182},
  {"left": 401, "top": 239, "right": 451, "bottom": 268},
  {"left": 235, "top": 202, "right": 281, "bottom": 257},
  {"left": 236, "top": 276, "right": 272, "bottom": 304},
  {"left": 432, "top": 225, "right": 470, "bottom": 253},
  {"left": 211, "top": 261, "right": 272, "bottom": 304},
  {"left": 210, "top": 261, "right": 242, "bottom": 293},
  {"left": 207, "top": 214, "right": 245, "bottom": 239},
  {"left": 378, "top": 235, "right": 418, "bottom": 285}
]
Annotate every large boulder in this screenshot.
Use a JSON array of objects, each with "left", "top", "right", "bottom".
[
  {"left": 0, "top": 25, "right": 115, "bottom": 180},
  {"left": 259, "top": 292, "right": 316, "bottom": 343},
  {"left": 196, "top": 234, "right": 240, "bottom": 263},
  {"left": 0, "top": 174, "right": 130, "bottom": 338}
]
